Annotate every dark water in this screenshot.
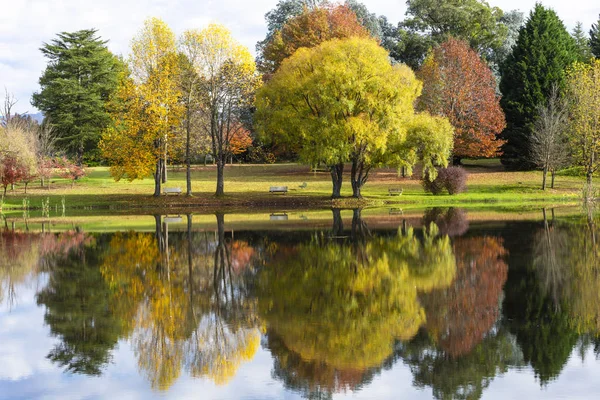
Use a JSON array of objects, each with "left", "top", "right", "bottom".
[{"left": 1, "top": 208, "right": 600, "bottom": 400}]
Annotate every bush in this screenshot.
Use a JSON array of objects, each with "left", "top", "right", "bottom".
[
  {"left": 422, "top": 173, "right": 446, "bottom": 195},
  {"left": 422, "top": 166, "right": 467, "bottom": 195},
  {"left": 247, "top": 146, "right": 276, "bottom": 164}
]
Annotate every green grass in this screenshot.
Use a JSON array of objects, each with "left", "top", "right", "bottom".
[{"left": 0, "top": 161, "right": 589, "bottom": 215}]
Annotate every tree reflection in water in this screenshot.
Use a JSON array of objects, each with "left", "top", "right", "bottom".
[
  {"left": 258, "top": 209, "right": 456, "bottom": 398},
  {"left": 100, "top": 214, "right": 261, "bottom": 390},
  {"left": 5, "top": 208, "right": 600, "bottom": 398}
]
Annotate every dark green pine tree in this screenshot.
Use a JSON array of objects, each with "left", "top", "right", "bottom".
[
  {"left": 32, "top": 30, "right": 122, "bottom": 163},
  {"left": 572, "top": 22, "right": 592, "bottom": 62},
  {"left": 591, "top": 15, "right": 600, "bottom": 58},
  {"left": 499, "top": 4, "right": 578, "bottom": 170}
]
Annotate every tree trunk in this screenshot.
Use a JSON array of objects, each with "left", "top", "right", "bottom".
[
  {"left": 587, "top": 170, "right": 593, "bottom": 186},
  {"left": 3, "top": 186, "right": 6, "bottom": 197},
  {"left": 162, "top": 154, "right": 168, "bottom": 184},
  {"left": 350, "top": 158, "right": 370, "bottom": 199},
  {"left": 10, "top": 183, "right": 14, "bottom": 191},
  {"left": 542, "top": 167, "right": 548, "bottom": 190},
  {"left": 551, "top": 170, "right": 556, "bottom": 189},
  {"left": 153, "top": 158, "right": 163, "bottom": 197},
  {"left": 186, "top": 116, "right": 192, "bottom": 196},
  {"left": 24, "top": 183, "right": 28, "bottom": 194},
  {"left": 331, "top": 208, "right": 344, "bottom": 237},
  {"left": 351, "top": 208, "right": 368, "bottom": 241},
  {"left": 215, "top": 155, "right": 225, "bottom": 197},
  {"left": 329, "top": 163, "right": 344, "bottom": 199}
]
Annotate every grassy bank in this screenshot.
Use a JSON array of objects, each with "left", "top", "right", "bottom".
[{"left": 0, "top": 160, "right": 587, "bottom": 214}]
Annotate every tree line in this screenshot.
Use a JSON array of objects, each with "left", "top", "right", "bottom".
[{"left": 9, "top": 0, "right": 600, "bottom": 198}]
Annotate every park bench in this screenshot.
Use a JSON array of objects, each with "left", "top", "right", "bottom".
[
  {"left": 163, "top": 215, "right": 183, "bottom": 224},
  {"left": 269, "top": 186, "right": 288, "bottom": 194},
  {"left": 270, "top": 213, "right": 289, "bottom": 221},
  {"left": 163, "top": 187, "right": 182, "bottom": 195},
  {"left": 388, "top": 187, "right": 403, "bottom": 196}
]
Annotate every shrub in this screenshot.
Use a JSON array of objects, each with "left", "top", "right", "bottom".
[
  {"left": 422, "top": 173, "right": 446, "bottom": 195},
  {"left": 441, "top": 166, "right": 468, "bottom": 194},
  {"left": 422, "top": 166, "right": 468, "bottom": 195}
]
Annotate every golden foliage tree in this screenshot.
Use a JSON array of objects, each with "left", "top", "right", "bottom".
[
  {"left": 100, "top": 18, "right": 183, "bottom": 196},
  {"left": 565, "top": 60, "right": 600, "bottom": 187},
  {"left": 178, "top": 25, "right": 260, "bottom": 196}
]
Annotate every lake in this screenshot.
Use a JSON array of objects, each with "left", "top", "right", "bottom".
[{"left": 1, "top": 207, "right": 599, "bottom": 399}]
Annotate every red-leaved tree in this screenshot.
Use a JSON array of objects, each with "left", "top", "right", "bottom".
[
  {"left": 1, "top": 155, "right": 23, "bottom": 196},
  {"left": 418, "top": 38, "right": 506, "bottom": 164},
  {"left": 56, "top": 157, "right": 86, "bottom": 187}
]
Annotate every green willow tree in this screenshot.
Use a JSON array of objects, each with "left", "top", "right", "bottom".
[
  {"left": 256, "top": 38, "right": 453, "bottom": 198},
  {"left": 499, "top": 4, "right": 578, "bottom": 169},
  {"left": 32, "top": 29, "right": 122, "bottom": 163}
]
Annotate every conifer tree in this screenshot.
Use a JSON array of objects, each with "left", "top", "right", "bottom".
[
  {"left": 572, "top": 22, "right": 592, "bottom": 62},
  {"left": 32, "top": 30, "right": 122, "bottom": 163},
  {"left": 499, "top": 4, "right": 578, "bottom": 169},
  {"left": 590, "top": 15, "right": 600, "bottom": 58}
]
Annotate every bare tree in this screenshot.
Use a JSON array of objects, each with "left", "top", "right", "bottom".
[
  {"left": 37, "top": 118, "right": 57, "bottom": 158},
  {"left": 1, "top": 88, "right": 18, "bottom": 127},
  {"left": 531, "top": 86, "right": 570, "bottom": 190}
]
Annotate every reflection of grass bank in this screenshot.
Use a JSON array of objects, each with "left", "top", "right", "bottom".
[
  {"left": 0, "top": 206, "right": 587, "bottom": 233},
  {"left": 0, "top": 161, "right": 586, "bottom": 213}
]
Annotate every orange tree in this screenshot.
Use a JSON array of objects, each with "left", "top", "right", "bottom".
[
  {"left": 418, "top": 38, "right": 506, "bottom": 164},
  {"left": 259, "top": 3, "right": 371, "bottom": 75}
]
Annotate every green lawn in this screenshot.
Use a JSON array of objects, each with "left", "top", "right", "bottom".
[{"left": 0, "top": 161, "right": 589, "bottom": 214}]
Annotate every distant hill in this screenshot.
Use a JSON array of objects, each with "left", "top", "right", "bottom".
[{"left": 27, "top": 113, "right": 44, "bottom": 124}]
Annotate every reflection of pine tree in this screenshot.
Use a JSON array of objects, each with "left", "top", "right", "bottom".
[
  {"left": 502, "top": 221, "right": 578, "bottom": 384},
  {"left": 36, "top": 235, "right": 125, "bottom": 376},
  {"left": 400, "top": 328, "right": 523, "bottom": 400}
]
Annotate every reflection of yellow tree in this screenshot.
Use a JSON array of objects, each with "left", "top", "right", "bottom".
[
  {"left": 100, "top": 214, "right": 261, "bottom": 390},
  {"left": 258, "top": 224, "right": 455, "bottom": 373},
  {"left": 561, "top": 221, "right": 600, "bottom": 334}
]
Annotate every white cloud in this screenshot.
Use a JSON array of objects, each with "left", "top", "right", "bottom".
[{"left": 0, "top": 0, "right": 599, "bottom": 114}]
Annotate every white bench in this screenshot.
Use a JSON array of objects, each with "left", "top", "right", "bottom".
[
  {"left": 388, "top": 188, "right": 403, "bottom": 196},
  {"left": 270, "top": 213, "right": 289, "bottom": 221},
  {"left": 163, "top": 187, "right": 182, "bottom": 195},
  {"left": 163, "top": 216, "right": 183, "bottom": 223},
  {"left": 269, "top": 186, "right": 288, "bottom": 194}
]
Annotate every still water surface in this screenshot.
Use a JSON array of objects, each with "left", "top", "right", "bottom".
[{"left": 1, "top": 208, "right": 600, "bottom": 399}]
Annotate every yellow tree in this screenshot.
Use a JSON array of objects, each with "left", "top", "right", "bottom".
[
  {"left": 256, "top": 38, "right": 453, "bottom": 198},
  {"left": 180, "top": 25, "right": 260, "bottom": 196},
  {"left": 100, "top": 18, "right": 183, "bottom": 196},
  {"left": 566, "top": 60, "right": 600, "bottom": 187}
]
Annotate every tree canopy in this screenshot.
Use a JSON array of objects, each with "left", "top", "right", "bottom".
[{"left": 256, "top": 37, "right": 453, "bottom": 198}]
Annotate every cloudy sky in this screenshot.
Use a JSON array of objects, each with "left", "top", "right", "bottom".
[{"left": 1, "top": 0, "right": 599, "bottom": 114}]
